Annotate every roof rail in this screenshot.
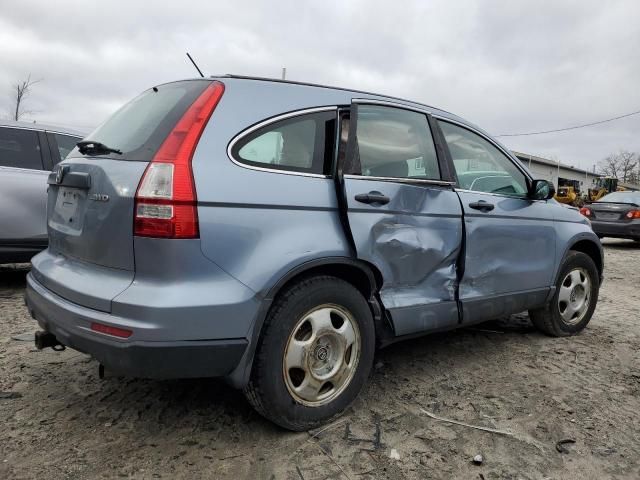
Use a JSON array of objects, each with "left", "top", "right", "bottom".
[{"left": 212, "top": 74, "right": 452, "bottom": 115}]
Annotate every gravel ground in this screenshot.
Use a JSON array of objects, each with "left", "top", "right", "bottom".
[{"left": 1, "top": 239, "right": 639, "bottom": 479}]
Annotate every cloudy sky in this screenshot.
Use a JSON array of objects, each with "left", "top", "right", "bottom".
[{"left": 1, "top": 0, "right": 639, "bottom": 172}]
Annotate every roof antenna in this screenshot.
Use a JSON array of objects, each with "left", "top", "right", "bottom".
[{"left": 186, "top": 52, "right": 204, "bottom": 78}]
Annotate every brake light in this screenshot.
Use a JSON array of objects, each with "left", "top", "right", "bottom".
[
  {"left": 579, "top": 207, "right": 592, "bottom": 217},
  {"left": 626, "top": 210, "right": 640, "bottom": 219},
  {"left": 134, "top": 81, "right": 225, "bottom": 238}
]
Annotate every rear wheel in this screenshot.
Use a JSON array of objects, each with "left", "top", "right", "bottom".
[
  {"left": 529, "top": 251, "right": 599, "bottom": 336},
  {"left": 244, "top": 276, "right": 375, "bottom": 431}
]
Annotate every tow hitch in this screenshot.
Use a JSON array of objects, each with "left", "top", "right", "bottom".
[{"left": 34, "top": 331, "right": 65, "bottom": 351}]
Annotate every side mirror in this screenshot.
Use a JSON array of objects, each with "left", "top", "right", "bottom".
[{"left": 530, "top": 179, "right": 555, "bottom": 200}]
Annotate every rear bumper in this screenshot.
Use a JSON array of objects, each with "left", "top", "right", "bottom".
[
  {"left": 590, "top": 219, "right": 640, "bottom": 239},
  {"left": 25, "top": 273, "right": 248, "bottom": 379}
]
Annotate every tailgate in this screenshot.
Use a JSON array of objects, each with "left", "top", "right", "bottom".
[
  {"left": 34, "top": 79, "right": 214, "bottom": 309},
  {"left": 46, "top": 159, "right": 148, "bottom": 270}
]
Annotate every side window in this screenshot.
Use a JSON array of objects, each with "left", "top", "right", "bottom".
[
  {"left": 232, "top": 111, "right": 336, "bottom": 175},
  {"left": 0, "top": 127, "right": 43, "bottom": 170},
  {"left": 438, "top": 121, "right": 528, "bottom": 196},
  {"left": 346, "top": 105, "right": 440, "bottom": 180},
  {"left": 48, "top": 133, "right": 79, "bottom": 165}
]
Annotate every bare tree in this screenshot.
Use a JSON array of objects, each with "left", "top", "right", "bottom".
[
  {"left": 598, "top": 154, "right": 620, "bottom": 178},
  {"left": 12, "top": 74, "right": 41, "bottom": 121},
  {"left": 598, "top": 150, "right": 639, "bottom": 183}
]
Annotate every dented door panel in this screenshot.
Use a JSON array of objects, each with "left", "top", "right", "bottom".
[
  {"left": 344, "top": 178, "right": 463, "bottom": 336},
  {"left": 457, "top": 191, "right": 556, "bottom": 323}
]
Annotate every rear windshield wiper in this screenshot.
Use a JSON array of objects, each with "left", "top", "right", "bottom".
[{"left": 77, "top": 140, "right": 122, "bottom": 156}]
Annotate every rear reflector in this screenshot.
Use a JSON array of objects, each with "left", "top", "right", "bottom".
[
  {"left": 134, "top": 81, "right": 225, "bottom": 238},
  {"left": 91, "top": 322, "right": 133, "bottom": 338}
]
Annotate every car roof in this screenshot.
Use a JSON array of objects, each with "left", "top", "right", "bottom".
[
  {"left": 209, "top": 74, "right": 475, "bottom": 121},
  {"left": 207, "top": 75, "right": 519, "bottom": 153},
  {"left": 0, "top": 119, "right": 87, "bottom": 137}
]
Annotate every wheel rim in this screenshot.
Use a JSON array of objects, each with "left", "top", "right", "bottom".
[
  {"left": 283, "top": 304, "right": 361, "bottom": 407},
  {"left": 558, "top": 267, "right": 591, "bottom": 325}
]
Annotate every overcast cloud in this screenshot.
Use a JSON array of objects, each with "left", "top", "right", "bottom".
[{"left": 1, "top": 0, "right": 639, "bottom": 171}]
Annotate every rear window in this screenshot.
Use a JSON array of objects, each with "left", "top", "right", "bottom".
[
  {"left": 597, "top": 192, "right": 640, "bottom": 204},
  {"left": 69, "top": 80, "right": 211, "bottom": 161}
]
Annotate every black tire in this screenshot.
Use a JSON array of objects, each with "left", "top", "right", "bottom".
[
  {"left": 244, "top": 275, "right": 375, "bottom": 431},
  {"left": 529, "top": 251, "right": 599, "bottom": 337}
]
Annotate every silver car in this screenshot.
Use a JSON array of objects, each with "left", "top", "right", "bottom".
[
  {"left": 0, "top": 120, "right": 84, "bottom": 263},
  {"left": 26, "top": 77, "right": 603, "bottom": 430}
]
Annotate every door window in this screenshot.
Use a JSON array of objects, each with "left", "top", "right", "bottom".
[
  {"left": 438, "top": 121, "right": 528, "bottom": 196},
  {"left": 232, "top": 111, "right": 336, "bottom": 175},
  {"left": 47, "top": 132, "right": 81, "bottom": 165},
  {"left": 346, "top": 105, "right": 440, "bottom": 180},
  {"left": 53, "top": 133, "right": 79, "bottom": 163},
  {"left": 0, "top": 127, "right": 43, "bottom": 170}
]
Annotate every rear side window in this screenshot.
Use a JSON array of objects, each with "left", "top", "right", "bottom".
[
  {"left": 231, "top": 111, "right": 336, "bottom": 175},
  {"left": 47, "top": 132, "right": 81, "bottom": 165},
  {"left": 346, "top": 105, "right": 441, "bottom": 180},
  {"left": 69, "top": 80, "right": 211, "bottom": 161},
  {"left": 0, "top": 127, "right": 43, "bottom": 170}
]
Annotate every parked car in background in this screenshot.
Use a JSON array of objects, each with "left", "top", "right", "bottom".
[
  {"left": 581, "top": 191, "right": 640, "bottom": 241},
  {"left": 26, "top": 77, "right": 603, "bottom": 430},
  {"left": 0, "top": 120, "right": 85, "bottom": 263}
]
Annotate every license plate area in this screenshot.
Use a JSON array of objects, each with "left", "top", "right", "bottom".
[
  {"left": 50, "top": 187, "right": 87, "bottom": 234},
  {"left": 597, "top": 212, "right": 620, "bottom": 221}
]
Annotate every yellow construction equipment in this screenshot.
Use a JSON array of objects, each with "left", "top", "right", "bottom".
[
  {"left": 554, "top": 179, "right": 583, "bottom": 206},
  {"left": 588, "top": 176, "right": 624, "bottom": 202}
]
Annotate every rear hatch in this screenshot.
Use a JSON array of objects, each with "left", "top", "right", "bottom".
[{"left": 39, "top": 79, "right": 215, "bottom": 308}]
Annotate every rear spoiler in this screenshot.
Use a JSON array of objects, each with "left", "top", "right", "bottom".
[{"left": 592, "top": 201, "right": 639, "bottom": 207}]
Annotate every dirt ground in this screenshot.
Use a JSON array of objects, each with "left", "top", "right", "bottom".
[{"left": 1, "top": 239, "right": 639, "bottom": 480}]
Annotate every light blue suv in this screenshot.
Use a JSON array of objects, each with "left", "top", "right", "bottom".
[{"left": 26, "top": 77, "right": 603, "bottom": 430}]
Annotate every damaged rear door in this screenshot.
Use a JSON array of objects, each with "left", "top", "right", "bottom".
[{"left": 338, "top": 102, "right": 463, "bottom": 336}]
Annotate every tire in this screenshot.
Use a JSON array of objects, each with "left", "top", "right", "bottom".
[
  {"left": 244, "top": 275, "right": 375, "bottom": 431},
  {"left": 529, "top": 251, "right": 599, "bottom": 337}
]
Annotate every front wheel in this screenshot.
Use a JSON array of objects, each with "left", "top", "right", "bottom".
[
  {"left": 529, "top": 251, "right": 600, "bottom": 336},
  {"left": 244, "top": 276, "right": 375, "bottom": 431}
]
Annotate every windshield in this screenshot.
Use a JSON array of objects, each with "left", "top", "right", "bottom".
[
  {"left": 68, "top": 80, "right": 211, "bottom": 161},
  {"left": 597, "top": 192, "right": 640, "bottom": 204}
]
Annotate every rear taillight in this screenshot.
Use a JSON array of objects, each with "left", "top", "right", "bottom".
[
  {"left": 134, "top": 81, "right": 225, "bottom": 238},
  {"left": 626, "top": 210, "right": 640, "bottom": 219},
  {"left": 579, "top": 207, "right": 592, "bottom": 217}
]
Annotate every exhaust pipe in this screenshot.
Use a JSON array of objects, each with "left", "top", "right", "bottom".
[{"left": 34, "top": 331, "right": 65, "bottom": 351}]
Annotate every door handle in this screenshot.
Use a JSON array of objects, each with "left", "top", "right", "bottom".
[
  {"left": 355, "top": 191, "right": 390, "bottom": 205},
  {"left": 469, "top": 200, "right": 495, "bottom": 212}
]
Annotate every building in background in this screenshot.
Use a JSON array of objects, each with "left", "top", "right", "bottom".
[{"left": 513, "top": 151, "right": 639, "bottom": 192}]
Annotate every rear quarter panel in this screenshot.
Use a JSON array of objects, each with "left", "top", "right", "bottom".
[{"left": 192, "top": 80, "right": 356, "bottom": 294}]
